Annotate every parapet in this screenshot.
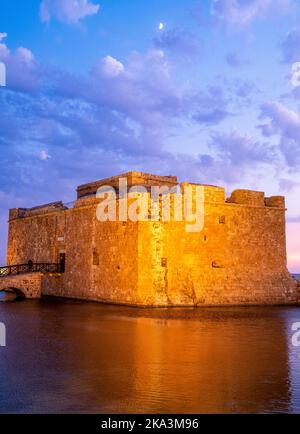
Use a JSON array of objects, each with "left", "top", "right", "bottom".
[
  {"left": 181, "top": 183, "right": 226, "bottom": 203},
  {"left": 227, "top": 190, "right": 285, "bottom": 208},
  {"left": 77, "top": 172, "right": 178, "bottom": 199},
  {"left": 265, "top": 196, "right": 285, "bottom": 208},
  {"left": 203, "top": 185, "right": 226, "bottom": 203},
  {"left": 9, "top": 201, "right": 67, "bottom": 220},
  {"left": 9, "top": 175, "right": 286, "bottom": 222},
  {"left": 227, "top": 190, "right": 265, "bottom": 206}
]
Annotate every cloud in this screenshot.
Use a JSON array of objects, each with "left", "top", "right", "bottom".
[
  {"left": 75, "top": 49, "right": 186, "bottom": 130},
  {"left": 226, "top": 51, "right": 249, "bottom": 67},
  {"left": 234, "top": 80, "right": 257, "bottom": 98},
  {"left": 193, "top": 108, "right": 230, "bottom": 125},
  {"left": 209, "top": 129, "right": 274, "bottom": 166},
  {"left": 40, "top": 0, "right": 100, "bottom": 24},
  {"left": 39, "top": 150, "right": 52, "bottom": 161},
  {"left": 0, "top": 46, "right": 189, "bottom": 197},
  {"left": 211, "top": 0, "right": 293, "bottom": 29},
  {"left": 153, "top": 28, "right": 199, "bottom": 57},
  {"left": 0, "top": 32, "right": 7, "bottom": 42},
  {"left": 1, "top": 36, "right": 267, "bottom": 201},
  {"left": 281, "top": 27, "right": 300, "bottom": 63},
  {"left": 259, "top": 101, "right": 300, "bottom": 167},
  {"left": 94, "top": 55, "right": 125, "bottom": 77},
  {"left": 192, "top": 85, "right": 232, "bottom": 125},
  {"left": 279, "top": 178, "right": 300, "bottom": 192},
  {"left": 0, "top": 39, "right": 40, "bottom": 92}
]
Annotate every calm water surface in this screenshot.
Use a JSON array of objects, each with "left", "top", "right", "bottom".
[{"left": 0, "top": 296, "right": 300, "bottom": 414}]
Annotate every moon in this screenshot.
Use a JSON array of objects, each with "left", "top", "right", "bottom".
[{"left": 159, "top": 22, "right": 164, "bottom": 31}]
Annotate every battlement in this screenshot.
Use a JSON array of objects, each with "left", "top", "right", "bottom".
[
  {"left": 77, "top": 172, "right": 178, "bottom": 199},
  {"left": 9, "top": 202, "right": 68, "bottom": 220},
  {"left": 8, "top": 174, "right": 287, "bottom": 222},
  {"left": 227, "top": 190, "right": 285, "bottom": 208}
]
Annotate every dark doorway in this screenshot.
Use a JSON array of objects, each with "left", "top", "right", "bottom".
[{"left": 58, "top": 253, "right": 66, "bottom": 273}]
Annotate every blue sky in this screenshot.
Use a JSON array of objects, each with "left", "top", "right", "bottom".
[{"left": 1, "top": 0, "right": 300, "bottom": 269}]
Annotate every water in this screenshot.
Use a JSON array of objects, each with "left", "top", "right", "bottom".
[
  {"left": 0, "top": 297, "right": 300, "bottom": 414},
  {"left": 0, "top": 292, "right": 17, "bottom": 302}
]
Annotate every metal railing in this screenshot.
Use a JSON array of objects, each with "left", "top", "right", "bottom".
[{"left": 0, "top": 262, "right": 63, "bottom": 278}]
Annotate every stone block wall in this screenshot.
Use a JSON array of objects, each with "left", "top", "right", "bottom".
[
  {"left": 5, "top": 173, "right": 298, "bottom": 307},
  {"left": 0, "top": 273, "right": 43, "bottom": 298}
]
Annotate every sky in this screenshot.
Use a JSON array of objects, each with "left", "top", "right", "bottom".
[{"left": 0, "top": 0, "right": 300, "bottom": 270}]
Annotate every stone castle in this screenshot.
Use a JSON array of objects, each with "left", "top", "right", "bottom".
[{"left": 0, "top": 172, "right": 298, "bottom": 306}]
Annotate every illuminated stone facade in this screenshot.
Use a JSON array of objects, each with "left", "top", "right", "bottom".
[{"left": 4, "top": 172, "right": 298, "bottom": 306}]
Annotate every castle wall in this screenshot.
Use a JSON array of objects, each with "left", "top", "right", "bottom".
[
  {"left": 90, "top": 219, "right": 139, "bottom": 304},
  {"left": 5, "top": 175, "right": 298, "bottom": 307},
  {"left": 136, "top": 186, "right": 297, "bottom": 306},
  {"left": 7, "top": 201, "right": 139, "bottom": 303}
]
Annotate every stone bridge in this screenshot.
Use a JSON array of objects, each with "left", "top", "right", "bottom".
[{"left": 0, "top": 273, "right": 43, "bottom": 299}]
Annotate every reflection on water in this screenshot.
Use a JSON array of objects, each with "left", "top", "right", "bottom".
[
  {"left": 0, "top": 298, "right": 299, "bottom": 414},
  {"left": 0, "top": 291, "right": 17, "bottom": 302}
]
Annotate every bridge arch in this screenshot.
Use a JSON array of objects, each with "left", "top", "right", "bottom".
[
  {"left": 0, "top": 287, "right": 26, "bottom": 299},
  {"left": 0, "top": 273, "right": 42, "bottom": 299}
]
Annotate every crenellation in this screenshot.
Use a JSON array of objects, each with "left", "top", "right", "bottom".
[
  {"left": 227, "top": 190, "right": 265, "bottom": 207},
  {"left": 265, "top": 196, "right": 285, "bottom": 208},
  {"left": 9, "top": 202, "right": 68, "bottom": 221},
  {"left": 9, "top": 208, "right": 27, "bottom": 220},
  {"left": 77, "top": 172, "right": 178, "bottom": 199}
]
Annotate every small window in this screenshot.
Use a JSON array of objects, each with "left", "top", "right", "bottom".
[
  {"left": 161, "top": 258, "right": 168, "bottom": 268},
  {"left": 212, "top": 260, "right": 224, "bottom": 269},
  {"left": 59, "top": 253, "right": 66, "bottom": 273},
  {"left": 93, "top": 251, "right": 99, "bottom": 266},
  {"left": 219, "top": 216, "right": 226, "bottom": 224}
]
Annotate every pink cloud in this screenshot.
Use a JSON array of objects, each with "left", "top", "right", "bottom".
[
  {"left": 0, "top": 39, "right": 40, "bottom": 92},
  {"left": 40, "top": 0, "right": 100, "bottom": 24}
]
